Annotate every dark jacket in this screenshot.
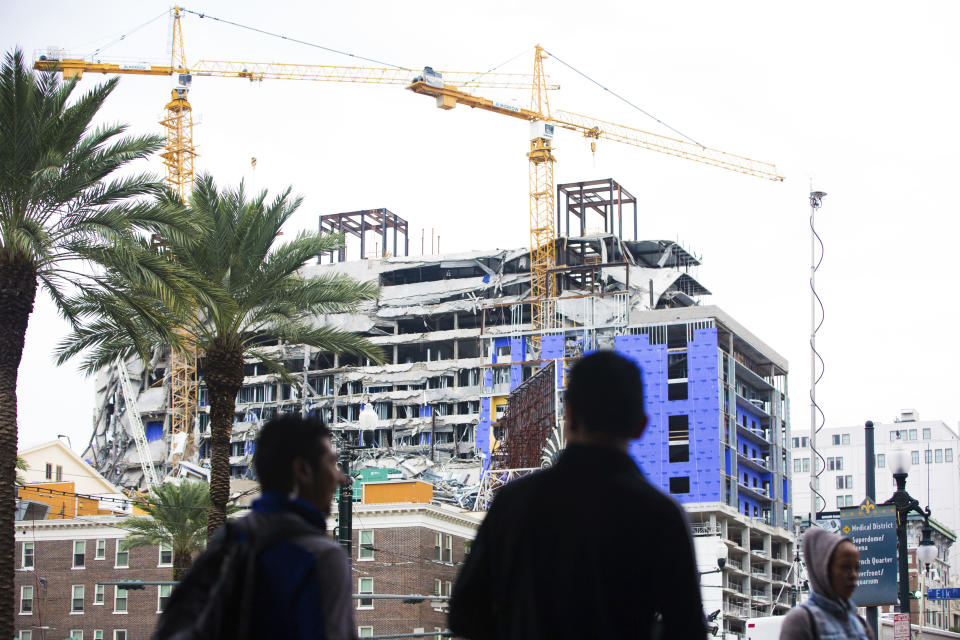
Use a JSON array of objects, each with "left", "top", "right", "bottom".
[
  {"left": 780, "top": 528, "right": 872, "bottom": 640},
  {"left": 240, "top": 492, "right": 357, "bottom": 640},
  {"left": 449, "top": 444, "right": 707, "bottom": 640}
]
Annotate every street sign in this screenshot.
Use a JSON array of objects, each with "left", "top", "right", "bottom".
[
  {"left": 839, "top": 497, "right": 898, "bottom": 606},
  {"left": 928, "top": 587, "right": 960, "bottom": 600},
  {"left": 893, "top": 613, "right": 910, "bottom": 640}
]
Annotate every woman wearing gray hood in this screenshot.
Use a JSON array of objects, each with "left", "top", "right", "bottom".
[{"left": 780, "top": 527, "right": 874, "bottom": 640}]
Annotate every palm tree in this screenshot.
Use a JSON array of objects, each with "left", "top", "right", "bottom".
[
  {"left": 120, "top": 481, "right": 218, "bottom": 580},
  {"left": 0, "top": 48, "right": 197, "bottom": 637},
  {"left": 59, "top": 174, "right": 384, "bottom": 537}
]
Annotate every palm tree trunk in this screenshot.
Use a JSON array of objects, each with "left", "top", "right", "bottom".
[
  {"left": 172, "top": 548, "right": 192, "bottom": 582},
  {"left": 0, "top": 258, "right": 37, "bottom": 638},
  {"left": 204, "top": 344, "right": 244, "bottom": 538}
]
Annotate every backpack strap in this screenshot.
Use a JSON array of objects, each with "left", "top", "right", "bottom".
[{"left": 801, "top": 603, "right": 820, "bottom": 640}]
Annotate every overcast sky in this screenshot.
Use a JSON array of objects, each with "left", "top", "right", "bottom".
[{"left": 5, "top": 1, "right": 959, "bottom": 454}]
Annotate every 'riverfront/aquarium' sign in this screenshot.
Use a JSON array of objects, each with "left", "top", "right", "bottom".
[{"left": 839, "top": 498, "right": 898, "bottom": 606}]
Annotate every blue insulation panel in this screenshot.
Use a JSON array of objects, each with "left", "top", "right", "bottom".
[
  {"left": 617, "top": 329, "right": 722, "bottom": 505},
  {"left": 509, "top": 337, "right": 524, "bottom": 391},
  {"left": 541, "top": 334, "right": 564, "bottom": 360},
  {"left": 145, "top": 421, "right": 164, "bottom": 442}
]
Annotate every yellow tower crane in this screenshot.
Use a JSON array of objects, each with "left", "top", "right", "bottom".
[
  {"left": 407, "top": 45, "right": 784, "bottom": 344},
  {"left": 33, "top": 7, "right": 556, "bottom": 457}
]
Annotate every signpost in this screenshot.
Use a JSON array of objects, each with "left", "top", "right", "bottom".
[
  {"left": 892, "top": 613, "right": 910, "bottom": 640},
  {"left": 928, "top": 587, "right": 960, "bottom": 600},
  {"left": 839, "top": 498, "right": 898, "bottom": 606}
]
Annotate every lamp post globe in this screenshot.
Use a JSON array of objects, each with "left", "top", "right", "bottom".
[
  {"left": 358, "top": 403, "right": 379, "bottom": 431},
  {"left": 917, "top": 541, "right": 937, "bottom": 566},
  {"left": 888, "top": 445, "right": 911, "bottom": 476}
]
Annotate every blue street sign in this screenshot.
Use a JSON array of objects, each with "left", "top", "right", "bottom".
[
  {"left": 928, "top": 588, "right": 960, "bottom": 600},
  {"left": 839, "top": 498, "right": 899, "bottom": 606}
]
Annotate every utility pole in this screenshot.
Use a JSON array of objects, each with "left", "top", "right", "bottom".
[
  {"left": 808, "top": 189, "right": 827, "bottom": 523},
  {"left": 864, "top": 420, "right": 878, "bottom": 637},
  {"left": 337, "top": 445, "right": 353, "bottom": 557}
]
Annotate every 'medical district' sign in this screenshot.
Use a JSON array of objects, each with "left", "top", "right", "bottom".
[{"left": 839, "top": 498, "right": 898, "bottom": 606}]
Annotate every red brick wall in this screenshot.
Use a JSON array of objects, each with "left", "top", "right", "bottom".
[
  {"left": 14, "top": 537, "right": 172, "bottom": 640},
  {"left": 353, "top": 525, "right": 469, "bottom": 637}
]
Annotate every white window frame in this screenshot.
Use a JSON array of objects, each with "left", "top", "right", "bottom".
[
  {"left": 21, "top": 542, "right": 34, "bottom": 570},
  {"left": 358, "top": 530, "right": 374, "bottom": 561},
  {"left": 158, "top": 544, "right": 173, "bottom": 567},
  {"left": 925, "top": 449, "right": 933, "bottom": 464},
  {"left": 877, "top": 453, "right": 885, "bottom": 468},
  {"left": 72, "top": 540, "right": 85, "bottom": 569},
  {"left": 444, "top": 535, "right": 453, "bottom": 563},
  {"left": 358, "top": 627, "right": 374, "bottom": 638},
  {"left": 93, "top": 632, "right": 103, "bottom": 640},
  {"left": 157, "top": 584, "right": 172, "bottom": 613},
  {"left": 434, "top": 532, "right": 442, "bottom": 561},
  {"left": 69, "top": 630, "right": 83, "bottom": 640},
  {"left": 19, "top": 585, "right": 33, "bottom": 614},
  {"left": 20, "top": 631, "right": 32, "bottom": 640},
  {"left": 357, "top": 578, "right": 374, "bottom": 609},
  {"left": 842, "top": 433, "right": 850, "bottom": 445},
  {"left": 113, "top": 631, "right": 127, "bottom": 640},
  {"left": 444, "top": 581, "right": 452, "bottom": 597},
  {"left": 95, "top": 539, "right": 106, "bottom": 560},
  {"left": 935, "top": 449, "right": 943, "bottom": 463},
  {"left": 923, "top": 428, "right": 932, "bottom": 440},
  {"left": 71, "top": 584, "right": 84, "bottom": 613},
  {"left": 434, "top": 578, "right": 442, "bottom": 596},
  {"left": 115, "top": 539, "right": 129, "bottom": 568},
  {"left": 911, "top": 450, "right": 920, "bottom": 465},
  {"left": 93, "top": 583, "right": 104, "bottom": 605},
  {"left": 114, "top": 586, "right": 128, "bottom": 613},
  {"left": 946, "top": 449, "right": 954, "bottom": 463}
]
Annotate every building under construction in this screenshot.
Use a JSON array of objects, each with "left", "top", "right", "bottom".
[{"left": 85, "top": 178, "right": 796, "bottom": 636}]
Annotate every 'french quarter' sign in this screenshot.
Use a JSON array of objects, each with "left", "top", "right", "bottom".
[{"left": 839, "top": 497, "right": 898, "bottom": 606}]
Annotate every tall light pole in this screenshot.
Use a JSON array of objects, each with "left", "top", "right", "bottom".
[
  {"left": 885, "top": 443, "right": 935, "bottom": 619},
  {"left": 808, "top": 189, "right": 827, "bottom": 523}
]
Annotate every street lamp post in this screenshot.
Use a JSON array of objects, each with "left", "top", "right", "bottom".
[{"left": 884, "top": 444, "right": 933, "bottom": 619}]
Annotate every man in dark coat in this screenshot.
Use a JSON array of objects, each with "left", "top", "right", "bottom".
[{"left": 449, "top": 350, "right": 707, "bottom": 640}]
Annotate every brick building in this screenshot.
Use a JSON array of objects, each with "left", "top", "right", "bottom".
[
  {"left": 15, "top": 516, "right": 172, "bottom": 640},
  {"left": 344, "top": 501, "right": 483, "bottom": 638}
]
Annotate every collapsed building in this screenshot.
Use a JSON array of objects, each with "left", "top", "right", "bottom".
[{"left": 85, "top": 178, "right": 797, "bottom": 636}]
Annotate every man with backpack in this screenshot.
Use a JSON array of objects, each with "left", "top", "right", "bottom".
[{"left": 154, "top": 415, "right": 357, "bottom": 639}]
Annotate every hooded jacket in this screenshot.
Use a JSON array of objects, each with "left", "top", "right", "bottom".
[{"left": 779, "top": 527, "right": 873, "bottom": 640}]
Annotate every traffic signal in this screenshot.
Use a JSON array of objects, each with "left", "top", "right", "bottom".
[{"left": 910, "top": 589, "right": 923, "bottom": 599}]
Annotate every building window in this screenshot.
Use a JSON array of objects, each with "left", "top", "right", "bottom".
[
  {"left": 435, "top": 579, "right": 442, "bottom": 596},
  {"left": 877, "top": 454, "right": 885, "bottom": 468},
  {"left": 358, "top": 628, "right": 374, "bottom": 638},
  {"left": 923, "top": 428, "right": 932, "bottom": 440},
  {"left": 434, "top": 533, "right": 442, "bottom": 561},
  {"left": 464, "top": 540, "right": 472, "bottom": 556},
  {"left": 158, "top": 584, "right": 172, "bottom": 613},
  {"left": 946, "top": 449, "right": 953, "bottom": 463},
  {"left": 909, "top": 429, "right": 917, "bottom": 441},
  {"left": 669, "top": 476, "right": 690, "bottom": 494},
  {"left": 113, "top": 631, "right": 126, "bottom": 640},
  {"left": 115, "top": 540, "right": 129, "bottom": 568},
  {"left": 114, "top": 586, "right": 128, "bottom": 613},
  {"left": 72, "top": 585, "right": 84, "bottom": 613},
  {"left": 925, "top": 449, "right": 933, "bottom": 464},
  {"left": 445, "top": 535, "right": 453, "bottom": 563},
  {"left": 159, "top": 544, "right": 172, "bottom": 566},
  {"left": 95, "top": 539, "right": 106, "bottom": 560},
  {"left": 793, "top": 458, "right": 802, "bottom": 473},
  {"left": 20, "top": 631, "right": 32, "bottom": 640},
  {"left": 358, "top": 530, "right": 374, "bottom": 561},
  {"left": 802, "top": 458, "right": 810, "bottom": 473},
  {"left": 444, "top": 581, "right": 452, "bottom": 597},
  {"left": 826, "top": 457, "right": 844, "bottom": 471},
  {"left": 836, "top": 495, "right": 844, "bottom": 509},
  {"left": 358, "top": 578, "right": 373, "bottom": 609},
  {"left": 45, "top": 463, "right": 52, "bottom": 480},
  {"left": 93, "top": 632, "right": 103, "bottom": 640},
  {"left": 94, "top": 584, "right": 104, "bottom": 605},
  {"left": 20, "top": 585, "right": 33, "bottom": 614},
  {"left": 911, "top": 450, "right": 920, "bottom": 465},
  {"left": 22, "top": 542, "right": 34, "bottom": 569},
  {"left": 73, "top": 541, "right": 85, "bottom": 568},
  {"left": 836, "top": 475, "right": 853, "bottom": 489},
  {"left": 55, "top": 465, "right": 63, "bottom": 481},
  {"left": 842, "top": 434, "right": 850, "bottom": 444},
  {"left": 69, "top": 631, "right": 82, "bottom": 640},
  {"left": 935, "top": 449, "right": 943, "bottom": 463}
]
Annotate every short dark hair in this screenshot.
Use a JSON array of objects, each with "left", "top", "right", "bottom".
[
  {"left": 253, "top": 414, "right": 332, "bottom": 492},
  {"left": 564, "top": 350, "right": 645, "bottom": 439}
]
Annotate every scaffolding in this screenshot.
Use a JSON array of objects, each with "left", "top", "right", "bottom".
[
  {"left": 557, "top": 178, "right": 638, "bottom": 240},
  {"left": 491, "top": 361, "right": 557, "bottom": 470},
  {"left": 320, "top": 208, "right": 410, "bottom": 262}
]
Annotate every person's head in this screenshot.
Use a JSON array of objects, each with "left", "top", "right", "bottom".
[
  {"left": 253, "top": 414, "right": 344, "bottom": 515},
  {"left": 563, "top": 350, "right": 648, "bottom": 450},
  {"left": 829, "top": 540, "right": 861, "bottom": 601}
]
